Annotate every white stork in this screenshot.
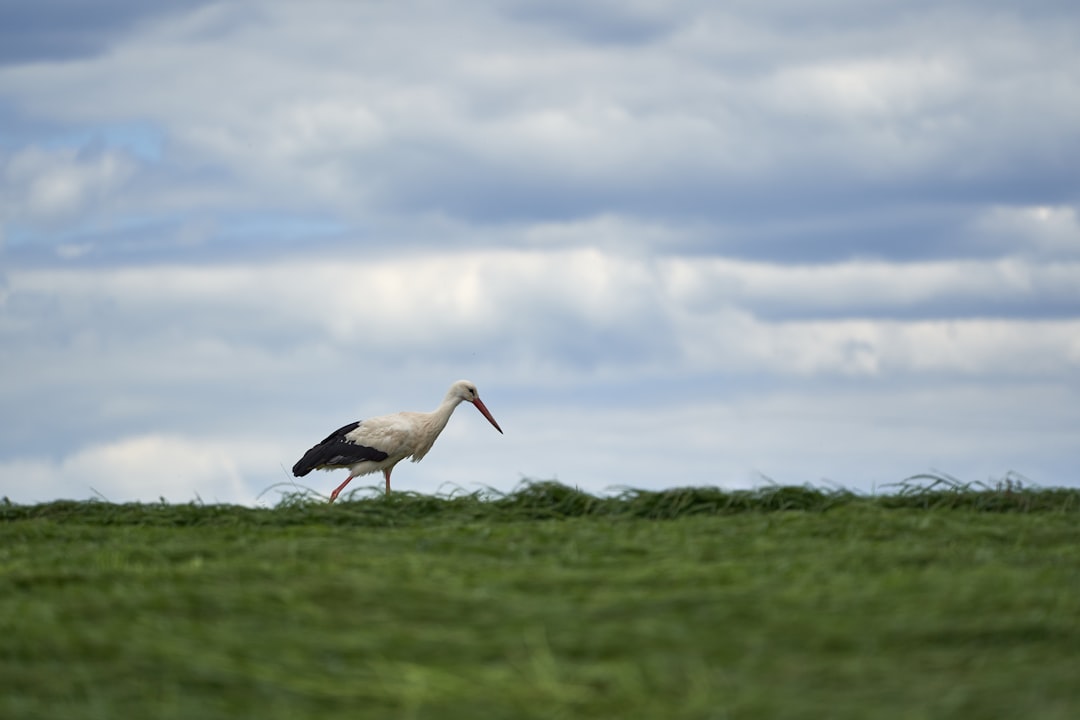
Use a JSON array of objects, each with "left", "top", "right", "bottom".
[{"left": 292, "top": 379, "right": 503, "bottom": 501}]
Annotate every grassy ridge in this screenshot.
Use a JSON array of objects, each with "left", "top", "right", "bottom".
[
  {"left": 4, "top": 474, "right": 1078, "bottom": 525},
  {"left": 2, "top": 479, "right": 1079, "bottom": 719}
]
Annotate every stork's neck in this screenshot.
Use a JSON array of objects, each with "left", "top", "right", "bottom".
[
  {"left": 419, "top": 393, "right": 465, "bottom": 437},
  {"left": 408, "top": 394, "right": 466, "bottom": 462}
]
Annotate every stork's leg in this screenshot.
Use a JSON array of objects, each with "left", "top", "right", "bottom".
[
  {"left": 383, "top": 468, "right": 392, "bottom": 495},
  {"left": 329, "top": 474, "right": 355, "bottom": 504}
]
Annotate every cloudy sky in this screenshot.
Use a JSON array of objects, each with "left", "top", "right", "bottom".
[{"left": 2, "top": 0, "right": 1078, "bottom": 504}]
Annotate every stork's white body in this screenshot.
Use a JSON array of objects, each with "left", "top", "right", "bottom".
[
  {"left": 333, "top": 406, "right": 461, "bottom": 481},
  {"left": 292, "top": 380, "right": 503, "bottom": 501}
]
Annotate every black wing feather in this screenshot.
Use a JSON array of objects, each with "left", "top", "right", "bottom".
[{"left": 292, "top": 421, "right": 389, "bottom": 477}]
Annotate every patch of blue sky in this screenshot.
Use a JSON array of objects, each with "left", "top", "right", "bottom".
[{"left": 40, "top": 121, "right": 166, "bottom": 163}]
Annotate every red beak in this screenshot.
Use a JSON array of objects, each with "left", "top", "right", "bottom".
[{"left": 472, "top": 397, "right": 503, "bottom": 434}]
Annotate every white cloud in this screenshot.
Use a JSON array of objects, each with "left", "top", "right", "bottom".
[
  {"left": 1, "top": 146, "right": 137, "bottom": 226},
  {"left": 5, "top": 249, "right": 1079, "bottom": 387},
  {"left": 663, "top": 255, "right": 1080, "bottom": 316},
  {"left": 0, "top": 434, "right": 274, "bottom": 505},
  {"left": 972, "top": 204, "right": 1080, "bottom": 256},
  {"left": 767, "top": 56, "right": 962, "bottom": 119}
]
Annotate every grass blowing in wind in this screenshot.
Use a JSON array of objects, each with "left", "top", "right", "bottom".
[{"left": 5, "top": 473, "right": 1078, "bottom": 524}]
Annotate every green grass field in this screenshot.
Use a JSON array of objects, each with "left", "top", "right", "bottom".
[{"left": 2, "top": 479, "right": 1079, "bottom": 719}]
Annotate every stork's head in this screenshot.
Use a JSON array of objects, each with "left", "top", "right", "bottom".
[{"left": 449, "top": 379, "right": 503, "bottom": 434}]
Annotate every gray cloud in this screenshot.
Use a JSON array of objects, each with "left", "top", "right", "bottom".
[
  {"left": 0, "top": 0, "right": 219, "bottom": 65},
  {"left": 3, "top": 1, "right": 1077, "bottom": 260}
]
